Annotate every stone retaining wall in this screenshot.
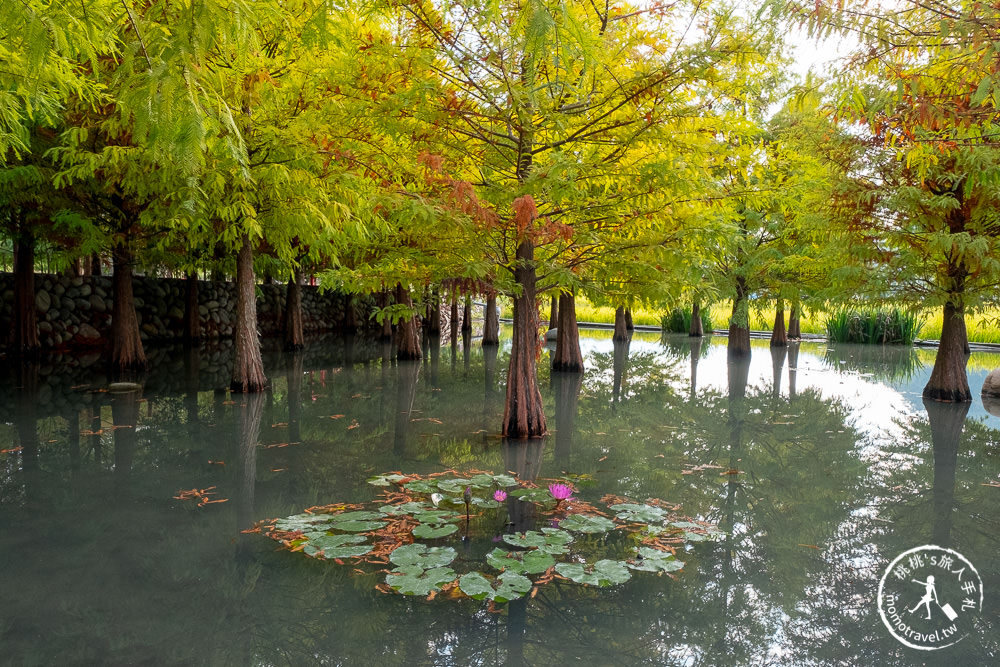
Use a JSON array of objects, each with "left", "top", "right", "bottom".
[{"left": 0, "top": 272, "right": 371, "bottom": 350}]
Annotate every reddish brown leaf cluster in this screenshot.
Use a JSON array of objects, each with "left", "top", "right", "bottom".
[{"left": 173, "top": 486, "right": 229, "bottom": 507}]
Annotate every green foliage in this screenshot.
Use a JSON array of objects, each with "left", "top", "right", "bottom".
[{"left": 824, "top": 309, "right": 924, "bottom": 345}]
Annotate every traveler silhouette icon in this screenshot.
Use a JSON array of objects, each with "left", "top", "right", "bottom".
[{"left": 908, "top": 575, "right": 939, "bottom": 620}]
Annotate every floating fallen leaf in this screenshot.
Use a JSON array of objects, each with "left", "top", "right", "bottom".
[
  {"left": 271, "top": 468, "right": 287, "bottom": 473},
  {"left": 798, "top": 544, "right": 820, "bottom": 549},
  {"left": 598, "top": 456, "right": 608, "bottom": 462},
  {"left": 271, "top": 422, "right": 288, "bottom": 428},
  {"left": 208, "top": 460, "right": 225, "bottom": 466},
  {"left": 347, "top": 420, "right": 360, "bottom": 430},
  {"left": 47, "top": 439, "right": 58, "bottom": 443},
  {"left": 222, "top": 400, "right": 235, "bottom": 405},
  {"left": 329, "top": 415, "right": 345, "bottom": 419},
  {"left": 720, "top": 469, "right": 742, "bottom": 475},
  {"left": 654, "top": 454, "right": 665, "bottom": 458},
  {"left": 1, "top": 447, "right": 23, "bottom": 455},
  {"left": 427, "top": 418, "right": 443, "bottom": 424},
  {"left": 983, "top": 482, "right": 1000, "bottom": 488}
]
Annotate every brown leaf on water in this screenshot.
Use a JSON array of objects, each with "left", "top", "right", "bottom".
[
  {"left": 329, "top": 414, "right": 346, "bottom": 419},
  {"left": 427, "top": 417, "right": 443, "bottom": 424},
  {"left": 1, "top": 447, "right": 23, "bottom": 455},
  {"left": 598, "top": 456, "right": 608, "bottom": 462},
  {"left": 222, "top": 400, "right": 235, "bottom": 405},
  {"left": 347, "top": 420, "right": 360, "bottom": 430},
  {"left": 208, "top": 460, "right": 225, "bottom": 466},
  {"left": 982, "top": 482, "right": 1000, "bottom": 487},
  {"left": 720, "top": 469, "right": 743, "bottom": 475},
  {"left": 271, "top": 422, "right": 288, "bottom": 428}
]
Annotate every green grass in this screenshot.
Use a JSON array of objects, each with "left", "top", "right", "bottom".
[
  {"left": 824, "top": 308, "right": 923, "bottom": 345},
  {"left": 500, "top": 296, "right": 1000, "bottom": 343}
]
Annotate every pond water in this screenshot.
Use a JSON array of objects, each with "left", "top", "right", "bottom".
[{"left": 1, "top": 329, "right": 997, "bottom": 666}]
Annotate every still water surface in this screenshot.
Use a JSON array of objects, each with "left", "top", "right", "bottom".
[{"left": 1, "top": 329, "right": 997, "bottom": 666}]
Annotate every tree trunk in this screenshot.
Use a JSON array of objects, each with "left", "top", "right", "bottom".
[
  {"left": 283, "top": 269, "right": 304, "bottom": 350},
  {"left": 394, "top": 360, "right": 420, "bottom": 455},
  {"left": 770, "top": 298, "right": 787, "bottom": 347},
  {"left": 343, "top": 293, "right": 357, "bottom": 332},
  {"left": 612, "top": 305, "right": 628, "bottom": 342},
  {"left": 112, "top": 385, "right": 141, "bottom": 484},
  {"left": 483, "top": 293, "right": 500, "bottom": 346},
  {"left": 378, "top": 289, "right": 393, "bottom": 341},
  {"left": 11, "top": 225, "right": 39, "bottom": 355},
  {"left": 111, "top": 242, "right": 148, "bottom": 373},
  {"left": 427, "top": 288, "right": 441, "bottom": 336},
  {"left": 236, "top": 392, "right": 264, "bottom": 534},
  {"left": 230, "top": 233, "right": 266, "bottom": 393},
  {"left": 689, "top": 301, "right": 704, "bottom": 337},
  {"left": 183, "top": 272, "right": 201, "bottom": 344},
  {"left": 462, "top": 295, "right": 472, "bottom": 333},
  {"left": 788, "top": 342, "right": 800, "bottom": 400},
  {"left": 612, "top": 338, "right": 630, "bottom": 405},
  {"left": 770, "top": 345, "right": 786, "bottom": 399},
  {"left": 395, "top": 284, "right": 421, "bottom": 360},
  {"left": 689, "top": 337, "right": 702, "bottom": 400},
  {"left": 624, "top": 308, "right": 634, "bottom": 331},
  {"left": 89, "top": 253, "right": 102, "bottom": 276},
  {"left": 449, "top": 293, "right": 459, "bottom": 343},
  {"left": 502, "top": 241, "right": 546, "bottom": 438},
  {"left": 552, "top": 292, "right": 584, "bottom": 372},
  {"left": 727, "top": 278, "right": 751, "bottom": 358},
  {"left": 788, "top": 299, "right": 801, "bottom": 339},
  {"left": 287, "top": 352, "right": 303, "bottom": 445},
  {"left": 923, "top": 302, "right": 971, "bottom": 402},
  {"left": 548, "top": 295, "right": 559, "bottom": 330}
]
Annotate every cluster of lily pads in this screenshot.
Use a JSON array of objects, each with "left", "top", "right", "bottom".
[{"left": 260, "top": 471, "right": 724, "bottom": 603}]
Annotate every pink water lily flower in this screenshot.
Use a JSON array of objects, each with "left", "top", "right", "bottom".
[
  {"left": 548, "top": 483, "right": 573, "bottom": 501},
  {"left": 493, "top": 489, "right": 508, "bottom": 502}
]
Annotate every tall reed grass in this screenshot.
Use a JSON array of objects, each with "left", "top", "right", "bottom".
[
  {"left": 824, "top": 308, "right": 923, "bottom": 345},
  {"left": 660, "top": 307, "right": 713, "bottom": 334}
]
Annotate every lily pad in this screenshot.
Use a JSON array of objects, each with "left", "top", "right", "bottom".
[
  {"left": 331, "top": 511, "right": 383, "bottom": 522},
  {"left": 486, "top": 548, "right": 555, "bottom": 575},
  {"left": 627, "top": 547, "right": 684, "bottom": 573},
  {"left": 493, "top": 571, "right": 532, "bottom": 603},
  {"left": 502, "top": 528, "right": 573, "bottom": 555},
  {"left": 386, "top": 565, "right": 456, "bottom": 596},
  {"left": 380, "top": 502, "right": 431, "bottom": 516},
  {"left": 436, "top": 478, "right": 472, "bottom": 494},
  {"left": 274, "top": 513, "right": 338, "bottom": 532},
  {"left": 333, "top": 520, "right": 386, "bottom": 532},
  {"left": 412, "top": 510, "right": 457, "bottom": 524},
  {"left": 302, "top": 534, "right": 371, "bottom": 559},
  {"left": 458, "top": 572, "right": 494, "bottom": 600},
  {"left": 556, "top": 560, "right": 632, "bottom": 587},
  {"left": 558, "top": 514, "right": 616, "bottom": 534},
  {"left": 412, "top": 523, "right": 460, "bottom": 539},
  {"left": 403, "top": 480, "right": 440, "bottom": 494},
  {"left": 611, "top": 503, "right": 669, "bottom": 524},
  {"left": 509, "top": 487, "right": 554, "bottom": 503},
  {"left": 367, "top": 473, "right": 409, "bottom": 486},
  {"left": 389, "top": 543, "right": 457, "bottom": 569}
]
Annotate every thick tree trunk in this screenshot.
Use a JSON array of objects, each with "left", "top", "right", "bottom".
[
  {"left": 552, "top": 292, "right": 584, "bottom": 372},
  {"left": 394, "top": 361, "right": 420, "bottom": 455},
  {"left": 502, "top": 241, "right": 546, "bottom": 438},
  {"left": 727, "top": 278, "right": 751, "bottom": 358},
  {"left": 788, "top": 299, "right": 801, "bottom": 340},
  {"left": 689, "top": 337, "right": 703, "bottom": 399},
  {"left": 788, "top": 342, "right": 800, "bottom": 399},
  {"left": 770, "top": 298, "right": 787, "bottom": 347},
  {"left": 112, "top": 385, "right": 141, "bottom": 483},
  {"left": 287, "top": 352, "right": 303, "bottom": 444},
  {"left": 923, "top": 302, "right": 971, "bottom": 402},
  {"left": 183, "top": 272, "right": 201, "bottom": 344},
  {"left": 548, "top": 295, "right": 559, "bottom": 330},
  {"left": 111, "top": 243, "right": 148, "bottom": 373},
  {"left": 613, "top": 305, "right": 628, "bottom": 342},
  {"left": 689, "top": 301, "right": 703, "bottom": 337},
  {"left": 483, "top": 293, "right": 500, "bottom": 346},
  {"left": 462, "top": 295, "right": 472, "bottom": 333},
  {"left": 230, "top": 233, "right": 267, "bottom": 393},
  {"left": 11, "top": 227, "right": 39, "bottom": 355},
  {"left": 89, "top": 253, "right": 102, "bottom": 276},
  {"left": 236, "top": 392, "right": 264, "bottom": 534},
  {"left": 625, "top": 308, "right": 634, "bottom": 331},
  {"left": 395, "top": 284, "right": 422, "bottom": 360},
  {"left": 283, "top": 269, "right": 304, "bottom": 351}
]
